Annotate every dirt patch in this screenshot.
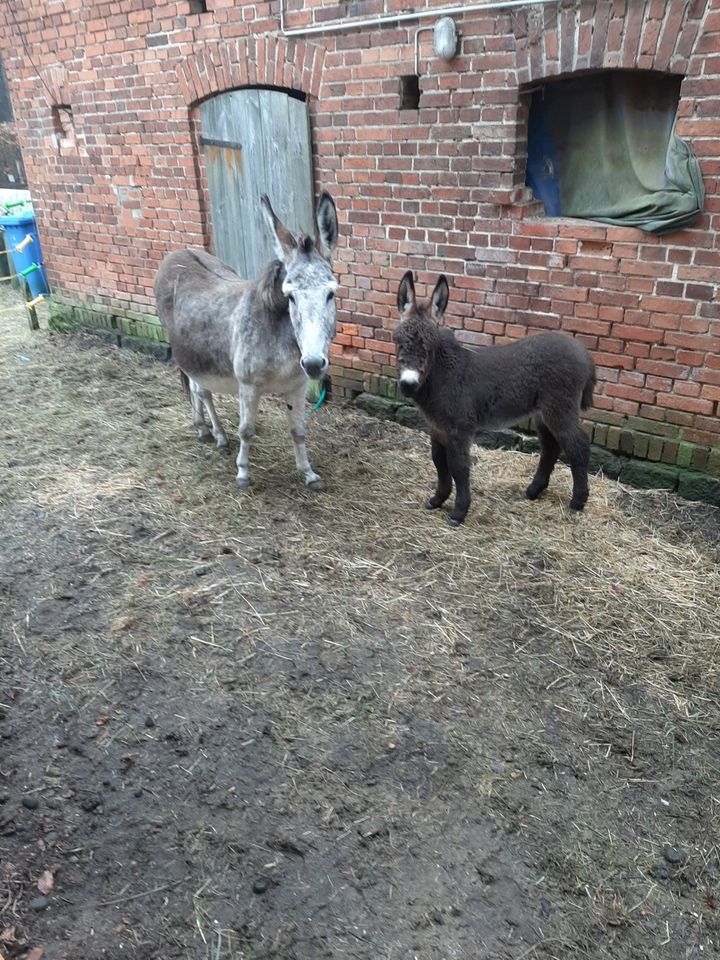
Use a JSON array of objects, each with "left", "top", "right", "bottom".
[{"left": 0, "top": 288, "right": 719, "bottom": 960}]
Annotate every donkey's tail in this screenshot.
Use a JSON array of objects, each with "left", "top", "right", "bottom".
[
  {"left": 179, "top": 369, "right": 191, "bottom": 400},
  {"left": 581, "top": 364, "right": 596, "bottom": 410}
]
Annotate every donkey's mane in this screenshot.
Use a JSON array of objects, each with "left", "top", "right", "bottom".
[{"left": 255, "top": 258, "right": 289, "bottom": 315}]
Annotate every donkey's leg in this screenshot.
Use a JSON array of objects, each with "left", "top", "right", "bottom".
[
  {"left": 235, "top": 384, "right": 261, "bottom": 490},
  {"left": 285, "top": 381, "right": 324, "bottom": 490},
  {"left": 188, "top": 379, "right": 212, "bottom": 443},
  {"left": 200, "top": 392, "right": 229, "bottom": 450},
  {"left": 526, "top": 420, "right": 561, "bottom": 500},
  {"left": 428, "top": 431, "right": 453, "bottom": 509},
  {"left": 189, "top": 379, "right": 228, "bottom": 448},
  {"left": 446, "top": 437, "right": 472, "bottom": 527}
]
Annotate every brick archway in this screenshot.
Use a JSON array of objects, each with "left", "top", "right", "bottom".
[
  {"left": 506, "top": 0, "right": 712, "bottom": 193},
  {"left": 177, "top": 36, "right": 325, "bottom": 106},
  {"left": 183, "top": 37, "right": 325, "bottom": 255},
  {"left": 39, "top": 65, "right": 71, "bottom": 105},
  {"left": 512, "top": 0, "right": 709, "bottom": 83}
]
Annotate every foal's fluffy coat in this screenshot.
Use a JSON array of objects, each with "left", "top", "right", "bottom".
[{"left": 393, "top": 271, "right": 596, "bottom": 526}]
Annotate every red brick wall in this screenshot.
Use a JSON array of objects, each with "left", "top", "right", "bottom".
[{"left": 0, "top": 0, "right": 718, "bottom": 471}]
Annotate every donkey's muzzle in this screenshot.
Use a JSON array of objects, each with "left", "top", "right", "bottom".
[{"left": 301, "top": 356, "right": 328, "bottom": 379}]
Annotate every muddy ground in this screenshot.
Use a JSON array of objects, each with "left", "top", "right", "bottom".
[{"left": 1, "top": 288, "right": 719, "bottom": 960}]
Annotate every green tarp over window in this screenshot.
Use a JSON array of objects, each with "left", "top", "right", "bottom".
[{"left": 526, "top": 72, "right": 705, "bottom": 235}]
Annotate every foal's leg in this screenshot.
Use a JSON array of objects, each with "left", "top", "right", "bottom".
[
  {"left": 525, "top": 420, "right": 561, "bottom": 501},
  {"left": 427, "top": 431, "right": 453, "bottom": 509},
  {"left": 446, "top": 436, "right": 472, "bottom": 527},
  {"left": 546, "top": 416, "right": 591, "bottom": 511},
  {"left": 189, "top": 379, "right": 228, "bottom": 449},
  {"left": 235, "top": 383, "right": 261, "bottom": 489},
  {"left": 284, "top": 380, "right": 324, "bottom": 490},
  {"left": 563, "top": 425, "right": 591, "bottom": 511}
]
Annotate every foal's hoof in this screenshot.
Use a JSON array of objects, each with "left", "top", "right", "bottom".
[
  {"left": 448, "top": 514, "right": 466, "bottom": 527},
  {"left": 197, "top": 430, "right": 214, "bottom": 444},
  {"left": 215, "top": 436, "right": 230, "bottom": 452},
  {"left": 235, "top": 476, "right": 252, "bottom": 491},
  {"left": 525, "top": 482, "right": 546, "bottom": 501},
  {"left": 569, "top": 498, "right": 587, "bottom": 512},
  {"left": 306, "top": 478, "right": 326, "bottom": 493},
  {"left": 426, "top": 497, "right": 444, "bottom": 510}
]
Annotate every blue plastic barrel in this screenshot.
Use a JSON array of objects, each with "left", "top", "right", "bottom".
[{"left": 0, "top": 212, "right": 50, "bottom": 298}]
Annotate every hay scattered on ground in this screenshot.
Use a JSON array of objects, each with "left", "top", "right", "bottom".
[{"left": 4, "top": 286, "right": 717, "bottom": 730}]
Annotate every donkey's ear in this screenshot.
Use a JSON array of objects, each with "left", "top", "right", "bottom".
[
  {"left": 430, "top": 275, "right": 449, "bottom": 321},
  {"left": 315, "top": 191, "right": 339, "bottom": 259},
  {"left": 261, "top": 193, "right": 297, "bottom": 260},
  {"left": 397, "top": 270, "right": 416, "bottom": 315}
]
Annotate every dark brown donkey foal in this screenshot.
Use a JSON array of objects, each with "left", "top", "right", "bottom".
[{"left": 393, "top": 272, "right": 596, "bottom": 526}]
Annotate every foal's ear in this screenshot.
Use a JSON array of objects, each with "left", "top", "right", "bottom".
[
  {"left": 314, "top": 191, "right": 339, "bottom": 259},
  {"left": 430, "top": 275, "right": 449, "bottom": 320},
  {"left": 261, "top": 193, "right": 297, "bottom": 260},
  {"left": 397, "top": 270, "right": 416, "bottom": 315}
]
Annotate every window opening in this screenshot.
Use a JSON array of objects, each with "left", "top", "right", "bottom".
[
  {"left": 525, "top": 70, "right": 703, "bottom": 234},
  {"left": 400, "top": 74, "right": 420, "bottom": 111}
]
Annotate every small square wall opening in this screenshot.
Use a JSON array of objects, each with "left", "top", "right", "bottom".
[
  {"left": 52, "top": 104, "right": 76, "bottom": 152},
  {"left": 400, "top": 75, "right": 420, "bottom": 110},
  {"left": 52, "top": 104, "right": 73, "bottom": 139},
  {"left": 188, "top": 0, "right": 208, "bottom": 13}
]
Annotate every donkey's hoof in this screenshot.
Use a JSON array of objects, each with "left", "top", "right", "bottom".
[
  {"left": 448, "top": 515, "right": 466, "bottom": 527},
  {"left": 197, "top": 430, "right": 214, "bottom": 444},
  {"left": 426, "top": 496, "right": 445, "bottom": 510},
  {"left": 235, "top": 476, "right": 252, "bottom": 491},
  {"left": 569, "top": 498, "right": 587, "bottom": 512},
  {"left": 216, "top": 438, "right": 230, "bottom": 454},
  {"left": 306, "top": 478, "right": 326, "bottom": 492}
]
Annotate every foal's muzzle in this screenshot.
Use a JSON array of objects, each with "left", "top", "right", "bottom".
[
  {"left": 398, "top": 369, "right": 421, "bottom": 397},
  {"left": 399, "top": 380, "right": 419, "bottom": 398},
  {"left": 301, "top": 355, "right": 328, "bottom": 379}
]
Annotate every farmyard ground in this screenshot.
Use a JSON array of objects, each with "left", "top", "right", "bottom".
[{"left": 1, "top": 288, "right": 718, "bottom": 960}]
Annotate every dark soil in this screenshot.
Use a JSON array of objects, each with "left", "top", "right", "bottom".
[{"left": 1, "top": 292, "right": 719, "bottom": 960}]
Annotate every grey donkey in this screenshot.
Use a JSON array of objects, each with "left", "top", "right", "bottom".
[
  {"left": 154, "top": 192, "right": 339, "bottom": 490},
  {"left": 393, "top": 271, "right": 596, "bottom": 526}
]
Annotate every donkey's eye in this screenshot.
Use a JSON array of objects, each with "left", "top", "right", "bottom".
[
  {"left": 326, "top": 290, "right": 335, "bottom": 303},
  {"left": 287, "top": 292, "right": 296, "bottom": 304}
]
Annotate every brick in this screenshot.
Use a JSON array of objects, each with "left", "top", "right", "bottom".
[
  {"left": 646, "top": 436, "right": 664, "bottom": 462},
  {"left": 657, "top": 394, "right": 715, "bottom": 416}
]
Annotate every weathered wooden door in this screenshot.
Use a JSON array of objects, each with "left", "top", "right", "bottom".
[{"left": 199, "top": 89, "right": 314, "bottom": 279}]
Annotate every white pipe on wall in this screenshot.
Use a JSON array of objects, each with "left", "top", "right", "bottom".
[
  {"left": 279, "top": 0, "right": 559, "bottom": 40},
  {"left": 414, "top": 24, "right": 436, "bottom": 76}
]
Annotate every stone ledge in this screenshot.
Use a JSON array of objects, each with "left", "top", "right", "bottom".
[
  {"left": 361, "top": 374, "right": 720, "bottom": 479},
  {"left": 48, "top": 296, "right": 169, "bottom": 350},
  {"left": 353, "top": 392, "right": 720, "bottom": 508}
]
